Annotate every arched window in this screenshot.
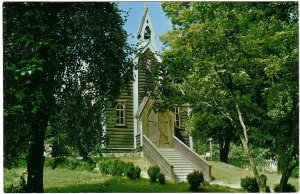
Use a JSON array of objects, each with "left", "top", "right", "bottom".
[
  {"left": 144, "top": 26, "right": 151, "bottom": 40},
  {"left": 175, "top": 106, "right": 180, "bottom": 127},
  {"left": 116, "top": 101, "right": 126, "bottom": 125}
]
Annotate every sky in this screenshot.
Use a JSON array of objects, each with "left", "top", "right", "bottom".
[{"left": 117, "top": 2, "right": 173, "bottom": 52}]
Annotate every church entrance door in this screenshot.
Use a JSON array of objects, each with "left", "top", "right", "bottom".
[
  {"left": 147, "top": 110, "right": 159, "bottom": 146},
  {"left": 146, "top": 110, "right": 173, "bottom": 148}
]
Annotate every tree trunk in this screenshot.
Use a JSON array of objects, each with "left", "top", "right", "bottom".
[
  {"left": 236, "top": 104, "right": 267, "bottom": 192},
  {"left": 219, "top": 136, "right": 230, "bottom": 163},
  {"left": 278, "top": 161, "right": 297, "bottom": 192},
  {"left": 26, "top": 125, "right": 45, "bottom": 192},
  {"left": 243, "top": 141, "right": 267, "bottom": 192}
]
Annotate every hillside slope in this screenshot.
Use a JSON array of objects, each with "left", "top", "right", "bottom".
[{"left": 209, "top": 161, "right": 299, "bottom": 191}]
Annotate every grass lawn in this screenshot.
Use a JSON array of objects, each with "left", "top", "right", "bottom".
[
  {"left": 44, "top": 168, "right": 243, "bottom": 192},
  {"left": 5, "top": 166, "right": 242, "bottom": 193},
  {"left": 209, "top": 161, "right": 299, "bottom": 192},
  {"left": 4, "top": 157, "right": 299, "bottom": 192}
]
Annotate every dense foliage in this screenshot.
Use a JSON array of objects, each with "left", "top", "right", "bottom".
[
  {"left": 98, "top": 158, "right": 141, "bottom": 179},
  {"left": 4, "top": 2, "right": 133, "bottom": 192},
  {"left": 158, "top": 2, "right": 298, "bottom": 192},
  {"left": 273, "top": 183, "right": 296, "bottom": 192},
  {"left": 147, "top": 165, "right": 161, "bottom": 183},
  {"left": 189, "top": 110, "right": 237, "bottom": 163},
  {"left": 240, "top": 176, "right": 260, "bottom": 192},
  {"left": 186, "top": 171, "right": 204, "bottom": 191},
  {"left": 157, "top": 173, "right": 166, "bottom": 184}
]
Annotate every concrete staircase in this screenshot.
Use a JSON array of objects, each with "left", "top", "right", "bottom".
[{"left": 159, "top": 148, "right": 196, "bottom": 182}]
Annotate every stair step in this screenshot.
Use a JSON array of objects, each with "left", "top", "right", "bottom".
[
  {"left": 169, "top": 162, "right": 190, "bottom": 164},
  {"left": 174, "top": 169, "right": 194, "bottom": 173},
  {"left": 167, "top": 158, "right": 187, "bottom": 161},
  {"left": 158, "top": 148, "right": 198, "bottom": 183},
  {"left": 173, "top": 167, "right": 194, "bottom": 170},
  {"left": 165, "top": 157, "right": 185, "bottom": 159},
  {"left": 174, "top": 171, "right": 194, "bottom": 174}
]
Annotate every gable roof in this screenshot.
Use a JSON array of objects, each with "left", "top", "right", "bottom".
[{"left": 135, "top": 96, "right": 150, "bottom": 118}]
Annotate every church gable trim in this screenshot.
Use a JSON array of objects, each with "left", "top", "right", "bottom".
[{"left": 135, "top": 96, "right": 150, "bottom": 118}]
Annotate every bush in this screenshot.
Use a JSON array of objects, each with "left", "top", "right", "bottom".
[
  {"left": 65, "top": 157, "right": 79, "bottom": 170},
  {"left": 99, "top": 160, "right": 109, "bottom": 175},
  {"left": 134, "top": 166, "right": 141, "bottom": 179},
  {"left": 126, "top": 164, "right": 141, "bottom": 180},
  {"left": 187, "top": 171, "right": 204, "bottom": 191},
  {"left": 147, "top": 165, "right": 160, "bottom": 183},
  {"left": 126, "top": 163, "right": 135, "bottom": 179},
  {"left": 44, "top": 157, "right": 56, "bottom": 170},
  {"left": 111, "top": 159, "right": 127, "bottom": 176},
  {"left": 80, "top": 160, "right": 96, "bottom": 172},
  {"left": 273, "top": 183, "right": 296, "bottom": 192},
  {"left": 240, "top": 176, "right": 259, "bottom": 192},
  {"left": 157, "top": 173, "right": 165, "bottom": 184},
  {"left": 98, "top": 158, "right": 139, "bottom": 178}
]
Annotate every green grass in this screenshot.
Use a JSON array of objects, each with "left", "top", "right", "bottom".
[
  {"left": 5, "top": 166, "right": 242, "bottom": 192},
  {"left": 4, "top": 157, "right": 298, "bottom": 192},
  {"left": 209, "top": 161, "right": 299, "bottom": 192},
  {"left": 44, "top": 171, "right": 242, "bottom": 193}
]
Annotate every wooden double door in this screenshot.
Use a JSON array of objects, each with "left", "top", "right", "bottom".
[{"left": 146, "top": 110, "right": 174, "bottom": 148}]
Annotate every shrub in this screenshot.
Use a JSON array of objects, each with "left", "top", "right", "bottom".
[
  {"left": 240, "top": 176, "right": 259, "bottom": 192},
  {"left": 109, "top": 159, "right": 126, "bottom": 176},
  {"left": 99, "top": 160, "right": 109, "bottom": 174},
  {"left": 126, "top": 164, "right": 141, "bottom": 180},
  {"left": 126, "top": 163, "right": 136, "bottom": 179},
  {"left": 157, "top": 173, "right": 165, "bottom": 184},
  {"left": 147, "top": 165, "right": 160, "bottom": 182},
  {"left": 65, "top": 157, "right": 79, "bottom": 170},
  {"left": 44, "top": 157, "right": 56, "bottom": 170},
  {"left": 273, "top": 183, "right": 296, "bottom": 192},
  {"left": 187, "top": 171, "right": 204, "bottom": 191},
  {"left": 134, "top": 166, "right": 141, "bottom": 179},
  {"left": 80, "top": 160, "right": 96, "bottom": 172},
  {"left": 98, "top": 159, "right": 141, "bottom": 179}
]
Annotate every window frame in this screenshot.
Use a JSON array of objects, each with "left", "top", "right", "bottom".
[
  {"left": 116, "top": 100, "right": 126, "bottom": 126},
  {"left": 175, "top": 106, "right": 181, "bottom": 128}
]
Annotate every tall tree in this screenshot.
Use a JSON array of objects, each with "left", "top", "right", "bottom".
[
  {"left": 159, "top": 2, "right": 298, "bottom": 192},
  {"left": 189, "top": 108, "right": 237, "bottom": 163},
  {"left": 4, "top": 2, "right": 133, "bottom": 192}
]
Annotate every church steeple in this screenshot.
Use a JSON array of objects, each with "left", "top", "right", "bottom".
[{"left": 137, "top": 4, "right": 157, "bottom": 48}]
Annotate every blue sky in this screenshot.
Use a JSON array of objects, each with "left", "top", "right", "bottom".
[{"left": 117, "top": 2, "right": 172, "bottom": 52}]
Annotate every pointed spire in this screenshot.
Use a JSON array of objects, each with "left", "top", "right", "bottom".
[
  {"left": 137, "top": 3, "right": 158, "bottom": 51},
  {"left": 137, "top": 2, "right": 155, "bottom": 39},
  {"left": 144, "top": 2, "right": 148, "bottom": 12}
]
